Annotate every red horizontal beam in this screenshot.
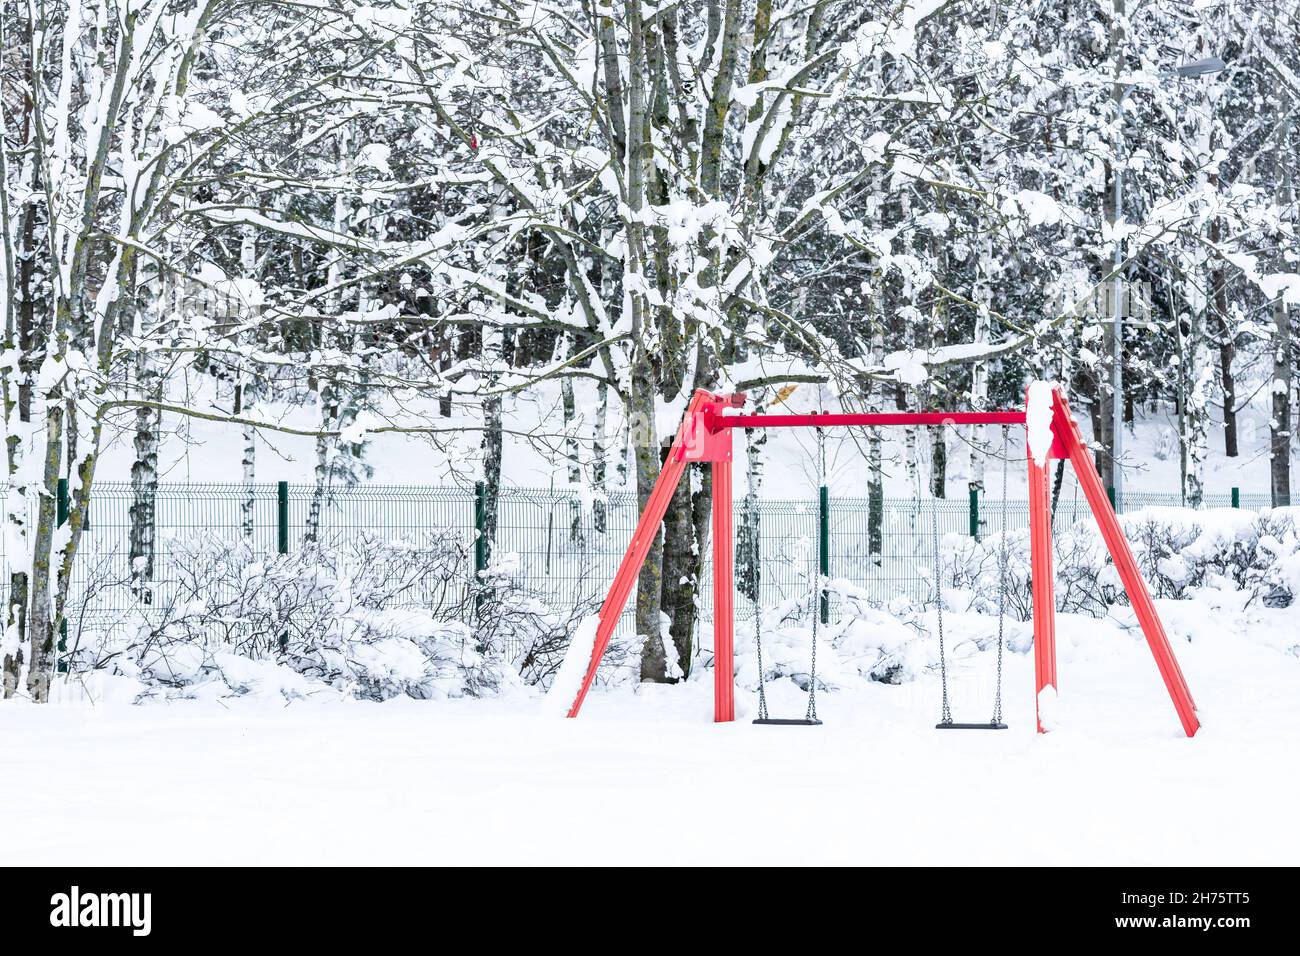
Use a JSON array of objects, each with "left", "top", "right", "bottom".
[{"left": 717, "top": 410, "right": 1027, "bottom": 429}]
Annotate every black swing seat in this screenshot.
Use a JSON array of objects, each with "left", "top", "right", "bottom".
[
  {"left": 936, "top": 721, "right": 1007, "bottom": 730},
  {"left": 753, "top": 718, "right": 823, "bottom": 726}
]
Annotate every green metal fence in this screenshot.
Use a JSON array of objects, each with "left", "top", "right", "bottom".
[{"left": 0, "top": 476, "right": 1274, "bottom": 660}]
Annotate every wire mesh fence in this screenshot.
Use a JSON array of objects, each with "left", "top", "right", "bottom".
[{"left": 0, "top": 477, "right": 1275, "bottom": 656}]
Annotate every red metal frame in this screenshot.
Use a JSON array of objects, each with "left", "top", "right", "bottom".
[
  {"left": 719, "top": 411, "right": 1027, "bottom": 428},
  {"left": 565, "top": 384, "right": 1200, "bottom": 737}
]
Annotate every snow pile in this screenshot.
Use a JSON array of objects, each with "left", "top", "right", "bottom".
[
  {"left": 1036, "top": 685, "right": 1062, "bottom": 732},
  {"left": 1025, "top": 379, "right": 1056, "bottom": 466},
  {"left": 540, "top": 614, "right": 600, "bottom": 717}
]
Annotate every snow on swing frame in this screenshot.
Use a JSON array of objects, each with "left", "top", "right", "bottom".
[{"left": 560, "top": 380, "right": 1200, "bottom": 738}]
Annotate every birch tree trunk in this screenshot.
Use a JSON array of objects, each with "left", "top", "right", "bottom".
[
  {"left": 1096, "top": 0, "right": 1125, "bottom": 484},
  {"left": 967, "top": 229, "right": 992, "bottom": 511},
  {"left": 128, "top": 344, "right": 161, "bottom": 602},
  {"left": 1270, "top": 110, "right": 1294, "bottom": 507},
  {"left": 238, "top": 224, "right": 259, "bottom": 539},
  {"left": 303, "top": 383, "right": 336, "bottom": 547},
  {"left": 1271, "top": 296, "right": 1293, "bottom": 507},
  {"left": 593, "top": 380, "right": 608, "bottom": 534},
  {"left": 559, "top": 334, "right": 584, "bottom": 546},
  {"left": 1183, "top": 308, "right": 1210, "bottom": 507},
  {"left": 1, "top": 88, "right": 33, "bottom": 696},
  {"left": 236, "top": 369, "right": 257, "bottom": 542},
  {"left": 867, "top": 423, "right": 884, "bottom": 565},
  {"left": 480, "top": 323, "right": 504, "bottom": 570}
]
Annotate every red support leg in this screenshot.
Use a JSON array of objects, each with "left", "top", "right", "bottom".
[
  {"left": 1052, "top": 391, "right": 1200, "bottom": 737},
  {"left": 565, "top": 393, "right": 707, "bottom": 717},
  {"left": 1027, "top": 448, "right": 1057, "bottom": 733},
  {"left": 711, "top": 459, "right": 735, "bottom": 722}
]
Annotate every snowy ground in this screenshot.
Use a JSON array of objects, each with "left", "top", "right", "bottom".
[{"left": 4, "top": 593, "right": 1297, "bottom": 866}]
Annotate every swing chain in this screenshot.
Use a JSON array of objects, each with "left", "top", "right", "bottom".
[
  {"left": 747, "top": 462, "right": 770, "bottom": 722},
  {"left": 806, "top": 423, "right": 823, "bottom": 722},
  {"left": 806, "top": 576, "right": 819, "bottom": 722},
  {"left": 992, "top": 425, "right": 1009, "bottom": 726},
  {"left": 931, "top": 488, "right": 952, "bottom": 726}
]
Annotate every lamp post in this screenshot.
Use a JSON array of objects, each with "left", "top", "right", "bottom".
[{"left": 1108, "top": 55, "right": 1225, "bottom": 505}]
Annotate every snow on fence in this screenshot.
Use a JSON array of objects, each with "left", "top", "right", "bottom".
[{"left": 0, "top": 479, "right": 1272, "bottom": 664}]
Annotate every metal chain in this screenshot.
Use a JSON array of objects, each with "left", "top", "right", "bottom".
[
  {"left": 747, "top": 449, "right": 770, "bottom": 722},
  {"left": 806, "top": 426, "right": 826, "bottom": 723},
  {"left": 931, "top": 487, "right": 952, "bottom": 726},
  {"left": 753, "top": 599, "right": 770, "bottom": 721},
  {"left": 805, "top": 575, "right": 819, "bottom": 722},
  {"left": 806, "top": 423, "right": 823, "bottom": 723},
  {"left": 992, "top": 425, "right": 1009, "bottom": 726}
]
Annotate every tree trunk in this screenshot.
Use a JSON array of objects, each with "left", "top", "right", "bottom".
[
  {"left": 631, "top": 364, "right": 666, "bottom": 681},
  {"left": 480, "top": 326, "right": 504, "bottom": 570},
  {"left": 1209, "top": 213, "right": 1238, "bottom": 457},
  {"left": 593, "top": 380, "right": 608, "bottom": 534},
  {"left": 687, "top": 464, "right": 713, "bottom": 674},
  {"left": 1097, "top": 0, "right": 1125, "bottom": 488},
  {"left": 739, "top": 403, "right": 767, "bottom": 603},
  {"left": 658, "top": 462, "right": 696, "bottom": 681},
  {"left": 26, "top": 400, "right": 63, "bottom": 701},
  {"left": 1183, "top": 317, "right": 1210, "bottom": 507},
  {"left": 303, "top": 383, "right": 337, "bottom": 547},
  {"left": 1271, "top": 296, "right": 1293, "bottom": 507},
  {"left": 128, "top": 349, "right": 161, "bottom": 603},
  {"left": 559, "top": 334, "right": 584, "bottom": 546},
  {"left": 1270, "top": 113, "right": 1294, "bottom": 507},
  {"left": 1218, "top": 327, "right": 1237, "bottom": 458},
  {"left": 236, "top": 377, "right": 257, "bottom": 539},
  {"left": 930, "top": 427, "right": 947, "bottom": 498},
  {"left": 867, "top": 426, "right": 884, "bottom": 566},
  {"left": 2, "top": 169, "right": 36, "bottom": 697}
]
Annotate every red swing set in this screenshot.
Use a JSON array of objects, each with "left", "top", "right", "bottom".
[{"left": 564, "top": 382, "right": 1200, "bottom": 737}]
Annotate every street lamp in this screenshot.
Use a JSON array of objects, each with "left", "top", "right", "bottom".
[{"left": 1108, "top": 54, "right": 1226, "bottom": 505}]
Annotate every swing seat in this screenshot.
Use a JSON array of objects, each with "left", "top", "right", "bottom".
[
  {"left": 753, "top": 718, "right": 823, "bottom": 726},
  {"left": 935, "top": 721, "right": 1008, "bottom": 730}
]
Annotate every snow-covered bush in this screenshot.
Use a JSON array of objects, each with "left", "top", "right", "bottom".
[
  {"left": 734, "top": 576, "right": 1029, "bottom": 693},
  {"left": 1128, "top": 508, "right": 1300, "bottom": 604},
  {"left": 946, "top": 507, "right": 1300, "bottom": 615},
  {"left": 946, "top": 524, "right": 1116, "bottom": 619},
  {"left": 734, "top": 591, "right": 853, "bottom": 692},
  {"left": 736, "top": 582, "right": 939, "bottom": 691},
  {"left": 827, "top": 582, "right": 938, "bottom": 684},
  {"left": 75, "top": 532, "right": 584, "bottom": 701}
]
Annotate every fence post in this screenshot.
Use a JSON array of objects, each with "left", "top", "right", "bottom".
[
  {"left": 56, "top": 478, "right": 68, "bottom": 673},
  {"left": 818, "top": 484, "right": 829, "bottom": 623},
  {"left": 1231, "top": 487, "right": 1240, "bottom": 509},
  {"left": 1106, "top": 485, "right": 1117, "bottom": 513},
  {"left": 472, "top": 481, "right": 488, "bottom": 615},
  {"left": 276, "top": 481, "right": 289, "bottom": 554},
  {"left": 473, "top": 480, "right": 487, "bottom": 577},
  {"left": 968, "top": 485, "right": 980, "bottom": 541}
]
